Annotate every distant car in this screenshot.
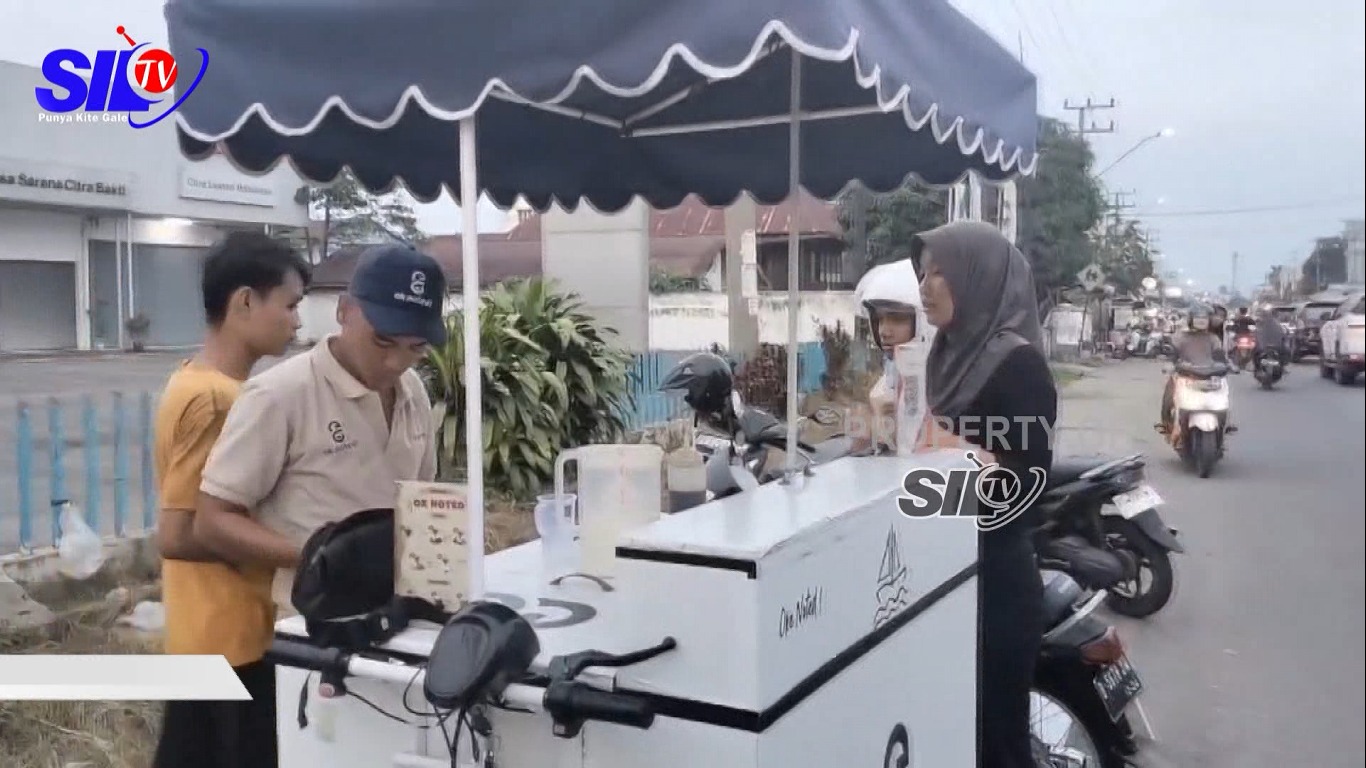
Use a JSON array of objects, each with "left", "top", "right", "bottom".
[
  {"left": 1319, "top": 293, "right": 1366, "bottom": 385},
  {"left": 1291, "top": 300, "right": 1341, "bottom": 360}
]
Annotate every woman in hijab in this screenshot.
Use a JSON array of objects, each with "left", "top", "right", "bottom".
[{"left": 910, "top": 221, "right": 1056, "bottom": 768}]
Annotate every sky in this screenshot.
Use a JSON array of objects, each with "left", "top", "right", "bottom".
[{"left": 5, "top": 0, "right": 1364, "bottom": 292}]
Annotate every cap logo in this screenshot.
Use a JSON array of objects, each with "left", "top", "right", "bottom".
[{"left": 410, "top": 270, "right": 427, "bottom": 297}]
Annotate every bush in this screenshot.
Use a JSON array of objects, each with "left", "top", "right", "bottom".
[
  {"left": 734, "top": 343, "right": 789, "bottom": 416},
  {"left": 422, "top": 278, "right": 636, "bottom": 499},
  {"left": 817, "top": 321, "right": 854, "bottom": 396}
]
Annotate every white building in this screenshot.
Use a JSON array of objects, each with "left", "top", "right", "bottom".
[
  {"left": 0, "top": 61, "right": 311, "bottom": 352},
  {"left": 1344, "top": 219, "right": 1365, "bottom": 286}
]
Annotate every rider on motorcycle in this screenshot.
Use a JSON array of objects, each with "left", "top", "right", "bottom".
[
  {"left": 1229, "top": 306, "right": 1256, "bottom": 336},
  {"left": 1159, "top": 309, "right": 1228, "bottom": 434},
  {"left": 1253, "top": 306, "right": 1289, "bottom": 368}
]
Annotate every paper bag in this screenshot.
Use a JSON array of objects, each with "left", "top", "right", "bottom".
[{"left": 394, "top": 480, "right": 471, "bottom": 610}]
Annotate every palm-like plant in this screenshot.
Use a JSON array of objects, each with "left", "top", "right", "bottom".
[{"left": 423, "top": 278, "right": 636, "bottom": 499}]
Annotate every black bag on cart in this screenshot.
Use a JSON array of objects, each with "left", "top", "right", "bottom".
[{"left": 291, "top": 508, "right": 450, "bottom": 650}]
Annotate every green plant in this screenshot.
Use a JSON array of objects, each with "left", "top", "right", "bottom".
[
  {"left": 124, "top": 313, "right": 151, "bottom": 352},
  {"left": 422, "top": 278, "right": 636, "bottom": 499},
  {"left": 817, "top": 321, "right": 854, "bottom": 396},
  {"left": 734, "top": 343, "right": 789, "bottom": 416}
]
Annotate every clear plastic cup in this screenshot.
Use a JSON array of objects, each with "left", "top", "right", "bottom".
[{"left": 534, "top": 493, "right": 579, "bottom": 581}]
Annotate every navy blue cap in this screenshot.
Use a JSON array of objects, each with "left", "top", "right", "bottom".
[{"left": 347, "top": 245, "right": 448, "bottom": 346}]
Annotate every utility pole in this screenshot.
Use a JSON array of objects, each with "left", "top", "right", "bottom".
[
  {"left": 1063, "top": 97, "right": 1118, "bottom": 136},
  {"left": 1231, "top": 252, "right": 1239, "bottom": 298},
  {"left": 1106, "top": 189, "right": 1136, "bottom": 230}
]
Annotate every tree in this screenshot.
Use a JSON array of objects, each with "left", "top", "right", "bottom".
[
  {"left": 311, "top": 170, "right": 426, "bottom": 259},
  {"left": 1016, "top": 117, "right": 1107, "bottom": 306},
  {"left": 837, "top": 183, "right": 947, "bottom": 272},
  {"left": 1093, "top": 218, "right": 1156, "bottom": 296}
]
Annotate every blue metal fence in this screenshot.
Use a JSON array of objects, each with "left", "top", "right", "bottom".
[
  {"left": 8, "top": 393, "right": 160, "bottom": 553},
  {"left": 5, "top": 346, "right": 828, "bottom": 554}
]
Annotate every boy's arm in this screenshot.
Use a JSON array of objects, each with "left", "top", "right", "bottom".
[
  {"left": 194, "top": 383, "right": 302, "bottom": 569},
  {"left": 157, "top": 394, "right": 226, "bottom": 562}
]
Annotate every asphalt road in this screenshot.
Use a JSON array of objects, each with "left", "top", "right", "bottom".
[{"left": 1057, "top": 358, "right": 1366, "bottom": 767}]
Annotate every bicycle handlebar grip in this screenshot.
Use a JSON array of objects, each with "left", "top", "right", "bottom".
[
  {"left": 266, "top": 638, "right": 347, "bottom": 673},
  {"left": 544, "top": 680, "right": 655, "bottom": 730}
]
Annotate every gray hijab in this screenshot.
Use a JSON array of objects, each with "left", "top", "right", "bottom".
[{"left": 911, "top": 221, "right": 1045, "bottom": 418}]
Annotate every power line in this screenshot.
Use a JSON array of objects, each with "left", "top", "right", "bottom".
[{"left": 1131, "top": 196, "right": 1366, "bottom": 218}]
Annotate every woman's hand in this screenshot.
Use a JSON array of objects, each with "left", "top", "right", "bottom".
[{"left": 913, "top": 413, "right": 996, "bottom": 464}]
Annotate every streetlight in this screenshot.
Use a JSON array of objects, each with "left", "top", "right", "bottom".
[{"left": 1097, "top": 128, "right": 1176, "bottom": 177}]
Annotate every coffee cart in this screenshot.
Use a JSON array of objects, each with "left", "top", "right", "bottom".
[{"left": 273, "top": 451, "right": 979, "bottom": 767}]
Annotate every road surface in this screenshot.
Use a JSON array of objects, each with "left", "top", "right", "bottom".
[{"left": 1056, "top": 358, "right": 1365, "bottom": 768}]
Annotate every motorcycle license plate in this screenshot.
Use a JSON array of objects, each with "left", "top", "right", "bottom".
[
  {"left": 1093, "top": 655, "right": 1144, "bottom": 722},
  {"left": 1111, "top": 485, "right": 1162, "bottom": 519}
]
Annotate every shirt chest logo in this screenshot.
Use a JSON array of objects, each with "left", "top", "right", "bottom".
[{"left": 324, "top": 419, "right": 359, "bottom": 455}]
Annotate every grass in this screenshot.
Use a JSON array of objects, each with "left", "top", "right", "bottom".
[
  {"left": 0, "top": 582, "right": 164, "bottom": 768},
  {"left": 1051, "top": 365, "right": 1085, "bottom": 388},
  {"left": 0, "top": 501, "right": 537, "bottom": 768}
]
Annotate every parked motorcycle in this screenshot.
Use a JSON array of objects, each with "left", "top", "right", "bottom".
[
  {"left": 1032, "top": 569, "right": 1152, "bottom": 768},
  {"left": 679, "top": 390, "right": 856, "bottom": 504},
  {"left": 1159, "top": 360, "right": 1235, "bottom": 478},
  {"left": 1033, "top": 454, "right": 1183, "bottom": 618}
]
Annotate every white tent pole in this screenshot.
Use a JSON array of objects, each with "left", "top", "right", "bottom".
[
  {"left": 782, "top": 48, "right": 802, "bottom": 482},
  {"left": 459, "top": 117, "right": 486, "bottom": 600}
]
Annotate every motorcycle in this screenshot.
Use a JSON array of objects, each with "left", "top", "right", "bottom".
[
  {"left": 1252, "top": 347, "right": 1287, "bottom": 390},
  {"left": 1032, "top": 454, "right": 1183, "bottom": 619},
  {"left": 1159, "top": 360, "right": 1235, "bottom": 478},
  {"left": 683, "top": 390, "right": 856, "bottom": 504},
  {"left": 1032, "top": 569, "right": 1153, "bottom": 768}
]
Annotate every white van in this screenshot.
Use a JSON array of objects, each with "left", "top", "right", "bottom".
[{"left": 1319, "top": 293, "right": 1366, "bottom": 385}]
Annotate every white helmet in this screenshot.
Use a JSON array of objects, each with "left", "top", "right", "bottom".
[{"left": 854, "top": 259, "right": 922, "bottom": 319}]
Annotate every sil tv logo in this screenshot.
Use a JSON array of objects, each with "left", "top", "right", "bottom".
[{"left": 34, "top": 25, "right": 209, "bottom": 129}]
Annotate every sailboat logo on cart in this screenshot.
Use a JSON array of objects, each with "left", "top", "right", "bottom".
[{"left": 873, "top": 525, "right": 910, "bottom": 629}]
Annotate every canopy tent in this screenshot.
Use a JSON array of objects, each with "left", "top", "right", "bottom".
[{"left": 167, "top": 0, "right": 1040, "bottom": 598}]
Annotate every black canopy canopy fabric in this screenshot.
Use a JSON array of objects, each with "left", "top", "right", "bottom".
[
  {"left": 166, "top": 0, "right": 1039, "bottom": 212},
  {"left": 164, "top": 0, "right": 1040, "bottom": 595}
]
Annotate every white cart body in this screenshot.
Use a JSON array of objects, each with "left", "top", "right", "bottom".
[{"left": 274, "top": 451, "right": 980, "bottom": 768}]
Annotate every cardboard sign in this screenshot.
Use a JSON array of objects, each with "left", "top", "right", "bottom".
[
  {"left": 893, "top": 341, "right": 929, "bottom": 456},
  {"left": 394, "top": 480, "right": 471, "bottom": 610}
]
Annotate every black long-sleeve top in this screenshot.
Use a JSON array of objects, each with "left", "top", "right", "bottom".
[{"left": 941, "top": 345, "right": 1057, "bottom": 542}]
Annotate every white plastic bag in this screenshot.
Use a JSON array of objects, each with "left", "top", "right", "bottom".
[{"left": 56, "top": 503, "right": 106, "bottom": 580}]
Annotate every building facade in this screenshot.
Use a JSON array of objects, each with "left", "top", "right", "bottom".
[
  {"left": 0, "top": 61, "right": 310, "bottom": 352},
  {"left": 1344, "top": 219, "right": 1365, "bottom": 286}
]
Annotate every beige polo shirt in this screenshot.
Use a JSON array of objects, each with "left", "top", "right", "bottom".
[{"left": 200, "top": 335, "right": 436, "bottom": 612}]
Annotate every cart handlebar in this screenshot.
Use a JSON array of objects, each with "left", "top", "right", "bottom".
[{"left": 267, "top": 638, "right": 656, "bottom": 736}]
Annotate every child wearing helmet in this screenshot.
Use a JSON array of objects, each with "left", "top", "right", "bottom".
[{"left": 853, "top": 260, "right": 924, "bottom": 447}]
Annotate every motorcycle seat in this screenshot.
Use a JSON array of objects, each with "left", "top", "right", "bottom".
[
  {"left": 1047, "top": 455, "right": 1114, "bottom": 487},
  {"left": 808, "top": 435, "right": 855, "bottom": 464},
  {"left": 1175, "top": 362, "right": 1229, "bottom": 379}
]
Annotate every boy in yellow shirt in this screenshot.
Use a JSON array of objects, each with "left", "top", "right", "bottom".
[{"left": 150, "top": 231, "right": 309, "bottom": 768}]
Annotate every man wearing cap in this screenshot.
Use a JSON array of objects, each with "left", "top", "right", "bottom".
[{"left": 193, "top": 244, "right": 446, "bottom": 614}]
